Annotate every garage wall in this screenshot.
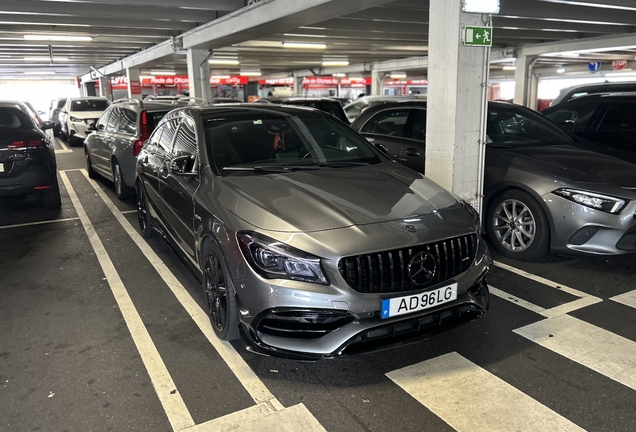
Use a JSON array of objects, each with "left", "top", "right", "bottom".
[{"left": 0, "top": 79, "right": 81, "bottom": 119}]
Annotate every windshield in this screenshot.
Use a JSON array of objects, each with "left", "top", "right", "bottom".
[
  {"left": 71, "top": 99, "right": 110, "bottom": 112},
  {"left": 487, "top": 106, "right": 572, "bottom": 147},
  {"left": 206, "top": 113, "right": 382, "bottom": 176}
]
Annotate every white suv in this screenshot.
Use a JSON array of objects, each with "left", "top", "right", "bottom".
[{"left": 59, "top": 97, "right": 111, "bottom": 145}]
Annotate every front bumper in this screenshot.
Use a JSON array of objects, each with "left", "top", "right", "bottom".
[
  {"left": 228, "top": 236, "right": 491, "bottom": 359},
  {"left": 544, "top": 193, "right": 636, "bottom": 255},
  {"left": 68, "top": 120, "right": 95, "bottom": 139}
]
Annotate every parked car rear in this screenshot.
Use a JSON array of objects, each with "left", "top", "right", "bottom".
[
  {"left": 84, "top": 98, "right": 184, "bottom": 200},
  {"left": 0, "top": 101, "right": 60, "bottom": 209}
]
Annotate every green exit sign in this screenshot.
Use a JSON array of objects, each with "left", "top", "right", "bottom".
[{"left": 464, "top": 26, "right": 493, "bottom": 46}]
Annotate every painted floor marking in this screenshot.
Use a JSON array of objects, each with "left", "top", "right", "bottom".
[
  {"left": 121, "top": 209, "right": 137, "bottom": 214},
  {"left": 514, "top": 314, "right": 636, "bottom": 391},
  {"left": 60, "top": 171, "right": 195, "bottom": 432},
  {"left": 492, "top": 261, "right": 601, "bottom": 317},
  {"left": 386, "top": 352, "right": 585, "bottom": 432},
  {"left": 610, "top": 290, "right": 636, "bottom": 310},
  {"left": 80, "top": 169, "right": 324, "bottom": 429},
  {"left": 0, "top": 217, "right": 80, "bottom": 230},
  {"left": 489, "top": 286, "right": 546, "bottom": 315},
  {"left": 183, "top": 403, "right": 326, "bottom": 432},
  {"left": 54, "top": 137, "right": 73, "bottom": 154}
]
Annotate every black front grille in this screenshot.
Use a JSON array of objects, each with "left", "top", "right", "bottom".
[{"left": 338, "top": 234, "right": 477, "bottom": 294}]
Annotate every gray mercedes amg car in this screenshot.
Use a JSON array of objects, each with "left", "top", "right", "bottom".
[{"left": 135, "top": 104, "right": 490, "bottom": 358}]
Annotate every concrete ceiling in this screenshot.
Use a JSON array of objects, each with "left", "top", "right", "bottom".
[{"left": 1, "top": 0, "right": 636, "bottom": 79}]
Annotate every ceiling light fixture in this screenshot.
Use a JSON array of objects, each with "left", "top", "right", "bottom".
[
  {"left": 240, "top": 71, "right": 262, "bottom": 76},
  {"left": 211, "top": 75, "right": 231, "bottom": 79},
  {"left": 322, "top": 60, "right": 349, "bottom": 67},
  {"left": 24, "top": 56, "right": 69, "bottom": 62},
  {"left": 502, "top": 66, "right": 517, "bottom": 71},
  {"left": 208, "top": 59, "right": 240, "bottom": 65},
  {"left": 150, "top": 70, "right": 176, "bottom": 76},
  {"left": 24, "top": 35, "right": 92, "bottom": 42},
  {"left": 390, "top": 72, "right": 407, "bottom": 79},
  {"left": 556, "top": 67, "right": 566, "bottom": 73},
  {"left": 282, "top": 42, "right": 327, "bottom": 49},
  {"left": 333, "top": 73, "right": 346, "bottom": 77},
  {"left": 462, "top": 0, "right": 500, "bottom": 14}
]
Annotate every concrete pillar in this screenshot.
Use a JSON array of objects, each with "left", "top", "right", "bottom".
[
  {"left": 371, "top": 70, "right": 384, "bottom": 96},
  {"left": 126, "top": 68, "right": 142, "bottom": 100},
  {"left": 186, "top": 48, "right": 211, "bottom": 101},
  {"left": 425, "top": 0, "right": 491, "bottom": 212},
  {"left": 513, "top": 55, "right": 538, "bottom": 108},
  {"left": 98, "top": 76, "right": 109, "bottom": 99},
  {"left": 293, "top": 72, "right": 302, "bottom": 95}
]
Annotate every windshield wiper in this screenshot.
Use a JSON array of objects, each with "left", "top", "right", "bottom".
[
  {"left": 223, "top": 165, "right": 321, "bottom": 173},
  {"left": 318, "top": 161, "right": 370, "bottom": 168}
]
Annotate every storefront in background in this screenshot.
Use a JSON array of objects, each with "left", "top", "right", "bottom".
[
  {"left": 302, "top": 76, "right": 371, "bottom": 101},
  {"left": 103, "top": 75, "right": 249, "bottom": 100},
  {"left": 257, "top": 78, "right": 295, "bottom": 99},
  {"left": 382, "top": 79, "right": 428, "bottom": 96}
]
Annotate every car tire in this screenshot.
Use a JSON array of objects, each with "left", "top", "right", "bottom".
[
  {"left": 53, "top": 124, "right": 60, "bottom": 138},
  {"left": 113, "top": 160, "right": 134, "bottom": 200},
  {"left": 202, "top": 240, "right": 240, "bottom": 341},
  {"left": 486, "top": 189, "right": 550, "bottom": 261},
  {"left": 85, "top": 148, "right": 98, "bottom": 179},
  {"left": 42, "top": 183, "right": 62, "bottom": 210},
  {"left": 136, "top": 180, "right": 153, "bottom": 238}
]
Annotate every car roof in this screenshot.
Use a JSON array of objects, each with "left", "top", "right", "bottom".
[
  {"left": 177, "top": 103, "right": 335, "bottom": 119},
  {"left": 564, "top": 91, "right": 636, "bottom": 101},
  {"left": 68, "top": 96, "right": 110, "bottom": 101},
  {"left": 0, "top": 100, "right": 29, "bottom": 110},
  {"left": 111, "top": 98, "right": 188, "bottom": 112},
  {"left": 258, "top": 96, "right": 339, "bottom": 103}
]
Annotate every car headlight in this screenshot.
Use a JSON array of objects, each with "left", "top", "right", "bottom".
[
  {"left": 237, "top": 232, "right": 329, "bottom": 284},
  {"left": 70, "top": 116, "right": 84, "bottom": 123},
  {"left": 553, "top": 188, "right": 626, "bottom": 214}
]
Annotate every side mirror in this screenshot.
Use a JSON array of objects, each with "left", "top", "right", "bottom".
[
  {"left": 41, "top": 121, "right": 55, "bottom": 131},
  {"left": 170, "top": 155, "right": 197, "bottom": 176}
]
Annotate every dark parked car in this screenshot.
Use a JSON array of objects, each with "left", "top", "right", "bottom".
[
  {"left": 84, "top": 98, "right": 189, "bottom": 200},
  {"left": 135, "top": 104, "right": 490, "bottom": 358},
  {"left": 48, "top": 98, "right": 67, "bottom": 137},
  {"left": 252, "top": 96, "right": 350, "bottom": 124},
  {"left": 542, "top": 93, "right": 636, "bottom": 165},
  {"left": 550, "top": 82, "right": 636, "bottom": 106},
  {"left": 351, "top": 101, "right": 636, "bottom": 260},
  {"left": 344, "top": 95, "right": 421, "bottom": 122},
  {"left": 0, "top": 101, "right": 60, "bottom": 209}
]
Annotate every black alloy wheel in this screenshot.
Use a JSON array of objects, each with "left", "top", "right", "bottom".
[
  {"left": 136, "top": 181, "right": 153, "bottom": 238},
  {"left": 203, "top": 243, "right": 239, "bottom": 340}
]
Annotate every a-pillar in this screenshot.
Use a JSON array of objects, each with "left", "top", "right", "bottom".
[
  {"left": 126, "top": 68, "right": 143, "bottom": 100},
  {"left": 371, "top": 70, "right": 384, "bottom": 96},
  {"left": 98, "top": 76, "right": 110, "bottom": 99},
  {"left": 187, "top": 48, "right": 211, "bottom": 101},
  {"left": 513, "top": 54, "right": 539, "bottom": 109},
  {"left": 425, "top": 0, "right": 491, "bottom": 212}
]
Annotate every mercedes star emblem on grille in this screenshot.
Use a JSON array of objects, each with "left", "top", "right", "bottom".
[{"left": 407, "top": 252, "right": 437, "bottom": 286}]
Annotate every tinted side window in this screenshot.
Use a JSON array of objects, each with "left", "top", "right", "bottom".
[
  {"left": 344, "top": 100, "right": 365, "bottom": 119},
  {"left": 119, "top": 108, "right": 137, "bottom": 135},
  {"left": 157, "top": 119, "right": 180, "bottom": 153},
  {"left": 172, "top": 117, "right": 197, "bottom": 157},
  {"left": 544, "top": 100, "right": 600, "bottom": 133},
  {"left": 410, "top": 109, "right": 426, "bottom": 141},
  {"left": 106, "top": 107, "right": 120, "bottom": 132},
  {"left": 596, "top": 101, "right": 636, "bottom": 132},
  {"left": 361, "top": 109, "right": 411, "bottom": 136}
]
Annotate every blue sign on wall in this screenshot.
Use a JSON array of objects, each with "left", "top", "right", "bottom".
[{"left": 588, "top": 62, "right": 602, "bottom": 72}]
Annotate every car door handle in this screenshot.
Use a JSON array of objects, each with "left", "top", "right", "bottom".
[{"left": 405, "top": 148, "right": 420, "bottom": 157}]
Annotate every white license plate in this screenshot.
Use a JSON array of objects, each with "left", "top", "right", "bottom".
[
  {"left": 0, "top": 164, "right": 4, "bottom": 173},
  {"left": 381, "top": 283, "right": 458, "bottom": 319}
]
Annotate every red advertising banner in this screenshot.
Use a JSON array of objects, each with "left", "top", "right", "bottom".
[
  {"left": 258, "top": 78, "right": 295, "bottom": 85},
  {"left": 129, "top": 80, "right": 141, "bottom": 95},
  {"left": 110, "top": 75, "right": 248, "bottom": 89}
]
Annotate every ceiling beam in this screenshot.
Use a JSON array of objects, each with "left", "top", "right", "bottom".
[
  {"left": 499, "top": 0, "right": 636, "bottom": 26},
  {"left": 519, "top": 32, "right": 636, "bottom": 56},
  {"left": 50, "top": 0, "right": 245, "bottom": 11},
  {"left": 181, "top": 0, "right": 397, "bottom": 49},
  {"left": 0, "top": 14, "right": 196, "bottom": 31}
]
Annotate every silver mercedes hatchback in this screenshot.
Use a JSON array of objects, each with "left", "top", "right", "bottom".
[{"left": 136, "top": 104, "right": 491, "bottom": 359}]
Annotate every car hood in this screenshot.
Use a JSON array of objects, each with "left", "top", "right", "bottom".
[
  {"left": 213, "top": 165, "right": 460, "bottom": 232},
  {"left": 492, "top": 144, "right": 636, "bottom": 188},
  {"left": 68, "top": 111, "right": 104, "bottom": 119}
]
